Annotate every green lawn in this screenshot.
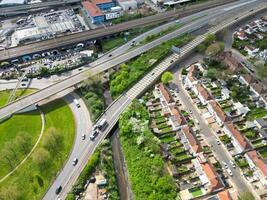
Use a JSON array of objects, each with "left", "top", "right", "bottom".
[
  {"left": 0, "top": 89, "right": 36, "bottom": 107},
  {"left": 0, "top": 111, "right": 41, "bottom": 179},
  {"left": 246, "top": 107, "right": 267, "bottom": 121},
  {"left": 260, "top": 149, "right": 267, "bottom": 159},
  {"left": 0, "top": 99, "right": 75, "bottom": 200},
  {"left": 190, "top": 187, "right": 202, "bottom": 197}
]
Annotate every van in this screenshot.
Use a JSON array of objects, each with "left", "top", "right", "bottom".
[
  {"left": 73, "top": 99, "right": 80, "bottom": 108},
  {"left": 98, "top": 118, "right": 108, "bottom": 130}
]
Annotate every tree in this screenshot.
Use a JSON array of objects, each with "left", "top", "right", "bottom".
[
  {"left": 205, "top": 42, "right": 225, "bottom": 57},
  {"left": 42, "top": 127, "right": 62, "bottom": 152},
  {"left": 0, "top": 185, "right": 21, "bottom": 200},
  {"left": 32, "top": 148, "right": 50, "bottom": 169},
  {"left": 204, "top": 34, "right": 216, "bottom": 45},
  {"left": 39, "top": 67, "right": 49, "bottom": 76},
  {"left": 14, "top": 132, "right": 32, "bottom": 154},
  {"left": 161, "top": 71, "right": 173, "bottom": 84},
  {"left": 256, "top": 64, "right": 267, "bottom": 80}
]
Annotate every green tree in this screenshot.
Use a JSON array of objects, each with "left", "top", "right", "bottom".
[
  {"left": 204, "top": 33, "right": 216, "bottom": 45},
  {"left": 161, "top": 71, "right": 173, "bottom": 84},
  {"left": 205, "top": 42, "right": 225, "bottom": 57},
  {"left": 14, "top": 132, "right": 32, "bottom": 154},
  {"left": 0, "top": 185, "right": 21, "bottom": 200},
  {"left": 256, "top": 64, "right": 267, "bottom": 80},
  {"left": 39, "top": 67, "right": 49, "bottom": 76},
  {"left": 42, "top": 127, "right": 62, "bottom": 152},
  {"left": 32, "top": 148, "right": 50, "bottom": 169}
]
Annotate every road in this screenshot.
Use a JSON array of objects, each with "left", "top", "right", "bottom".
[
  {"left": 43, "top": 92, "right": 93, "bottom": 200},
  {"left": 172, "top": 64, "right": 259, "bottom": 199},
  {"left": 0, "top": 0, "right": 246, "bottom": 61},
  {"left": 1, "top": 0, "right": 265, "bottom": 121},
  {"left": 43, "top": 6, "right": 267, "bottom": 199}
]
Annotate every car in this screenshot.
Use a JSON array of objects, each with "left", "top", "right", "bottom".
[
  {"left": 55, "top": 186, "right": 62, "bottom": 195},
  {"left": 37, "top": 76, "right": 42, "bottom": 79},
  {"left": 151, "top": 72, "right": 155, "bottom": 76},
  {"left": 216, "top": 130, "right": 221, "bottom": 134},
  {"left": 72, "top": 158, "right": 78, "bottom": 166},
  {"left": 82, "top": 134, "right": 86, "bottom": 140},
  {"left": 234, "top": 17, "right": 239, "bottom": 20},
  {"left": 78, "top": 68, "right": 83, "bottom": 71},
  {"left": 189, "top": 110, "right": 193, "bottom": 114},
  {"left": 223, "top": 162, "right": 228, "bottom": 169},
  {"left": 108, "top": 54, "right": 112, "bottom": 57},
  {"left": 98, "top": 118, "right": 108, "bottom": 130},
  {"left": 230, "top": 160, "right": 236, "bottom": 168},
  {"left": 21, "top": 83, "right": 26, "bottom": 87},
  {"left": 170, "top": 60, "right": 174, "bottom": 63},
  {"left": 226, "top": 168, "right": 233, "bottom": 176},
  {"left": 216, "top": 139, "right": 220, "bottom": 145},
  {"left": 89, "top": 130, "right": 99, "bottom": 140}
]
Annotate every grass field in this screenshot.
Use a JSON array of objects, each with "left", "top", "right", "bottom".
[
  {"left": 0, "top": 99, "right": 75, "bottom": 200},
  {"left": 0, "top": 89, "right": 36, "bottom": 107},
  {"left": 0, "top": 111, "right": 42, "bottom": 179},
  {"left": 190, "top": 188, "right": 202, "bottom": 197}
]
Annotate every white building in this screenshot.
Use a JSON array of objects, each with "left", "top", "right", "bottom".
[
  {"left": 233, "top": 102, "right": 250, "bottom": 117},
  {"left": 244, "top": 46, "right": 259, "bottom": 57},
  {"left": 116, "top": 0, "right": 137, "bottom": 10}
]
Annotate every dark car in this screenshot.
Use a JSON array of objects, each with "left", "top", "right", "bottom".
[
  {"left": 55, "top": 186, "right": 62, "bottom": 195},
  {"left": 108, "top": 54, "right": 112, "bottom": 57}
]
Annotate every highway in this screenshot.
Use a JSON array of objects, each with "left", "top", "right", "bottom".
[
  {"left": 0, "top": 0, "right": 265, "bottom": 121},
  {"left": 0, "top": 0, "right": 240, "bottom": 61},
  {"left": 0, "top": 0, "right": 80, "bottom": 16},
  {"left": 43, "top": 5, "right": 267, "bottom": 200}
]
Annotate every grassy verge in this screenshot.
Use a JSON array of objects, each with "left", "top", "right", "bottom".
[
  {"left": 119, "top": 100, "right": 176, "bottom": 200},
  {"left": 67, "top": 140, "right": 119, "bottom": 200},
  {"left": 111, "top": 12, "right": 156, "bottom": 24},
  {"left": 0, "top": 89, "right": 36, "bottom": 107},
  {"left": 0, "top": 99, "right": 75, "bottom": 200},
  {"left": 0, "top": 111, "right": 41, "bottom": 179},
  {"left": 110, "top": 34, "right": 193, "bottom": 98}
]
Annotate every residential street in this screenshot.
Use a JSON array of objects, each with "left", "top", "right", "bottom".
[{"left": 171, "top": 60, "right": 261, "bottom": 200}]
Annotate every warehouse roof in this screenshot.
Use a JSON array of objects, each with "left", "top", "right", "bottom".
[{"left": 82, "top": 1, "right": 104, "bottom": 17}]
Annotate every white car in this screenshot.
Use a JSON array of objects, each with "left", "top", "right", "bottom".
[
  {"left": 223, "top": 162, "right": 228, "bottom": 169},
  {"left": 216, "top": 139, "right": 221, "bottom": 145},
  {"left": 82, "top": 134, "right": 86, "bottom": 140},
  {"left": 230, "top": 160, "right": 236, "bottom": 168},
  {"left": 226, "top": 168, "right": 233, "bottom": 176}
]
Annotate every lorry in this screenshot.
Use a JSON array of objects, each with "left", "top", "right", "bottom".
[{"left": 73, "top": 99, "right": 80, "bottom": 108}]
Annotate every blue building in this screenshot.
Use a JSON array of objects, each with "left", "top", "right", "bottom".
[
  {"left": 82, "top": 1, "right": 105, "bottom": 24},
  {"left": 94, "top": 0, "right": 114, "bottom": 10}
]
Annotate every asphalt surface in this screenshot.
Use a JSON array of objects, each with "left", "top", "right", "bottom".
[
  {"left": 0, "top": 0, "right": 242, "bottom": 61},
  {"left": 1, "top": 0, "right": 265, "bottom": 122},
  {"left": 173, "top": 65, "right": 259, "bottom": 199},
  {"left": 43, "top": 6, "right": 267, "bottom": 199}
]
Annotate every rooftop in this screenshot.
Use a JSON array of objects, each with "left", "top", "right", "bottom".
[
  {"left": 217, "top": 190, "right": 232, "bottom": 200},
  {"left": 201, "top": 162, "right": 224, "bottom": 191},
  {"left": 225, "top": 122, "right": 252, "bottom": 150},
  {"left": 247, "top": 150, "right": 267, "bottom": 177},
  {"left": 92, "top": 0, "right": 112, "bottom": 4},
  {"left": 170, "top": 107, "right": 186, "bottom": 126},
  {"left": 196, "top": 84, "right": 212, "bottom": 100},
  {"left": 209, "top": 100, "right": 228, "bottom": 122},
  {"left": 182, "top": 126, "right": 201, "bottom": 153},
  {"left": 158, "top": 83, "right": 173, "bottom": 103},
  {"left": 82, "top": 1, "right": 104, "bottom": 17}
]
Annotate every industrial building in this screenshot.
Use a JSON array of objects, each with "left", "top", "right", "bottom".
[
  {"left": 116, "top": 0, "right": 137, "bottom": 10},
  {"left": 82, "top": 0, "right": 122, "bottom": 24},
  {"left": 0, "top": 0, "right": 27, "bottom": 6}
]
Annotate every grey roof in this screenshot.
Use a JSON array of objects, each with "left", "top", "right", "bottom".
[
  {"left": 255, "top": 118, "right": 267, "bottom": 128},
  {"left": 0, "top": 0, "right": 26, "bottom": 5}
]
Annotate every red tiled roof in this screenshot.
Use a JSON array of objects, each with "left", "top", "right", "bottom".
[
  {"left": 209, "top": 100, "right": 228, "bottom": 122},
  {"left": 196, "top": 84, "right": 212, "bottom": 100},
  {"left": 171, "top": 108, "right": 186, "bottom": 126},
  {"left": 201, "top": 162, "right": 224, "bottom": 191},
  {"left": 247, "top": 150, "right": 267, "bottom": 177},
  {"left": 188, "top": 64, "right": 198, "bottom": 82},
  {"left": 159, "top": 83, "right": 172, "bottom": 103},
  {"left": 82, "top": 1, "right": 103, "bottom": 17},
  {"left": 225, "top": 122, "right": 252, "bottom": 150},
  {"left": 182, "top": 126, "right": 201, "bottom": 153},
  {"left": 218, "top": 190, "right": 232, "bottom": 200},
  {"left": 92, "top": 0, "right": 112, "bottom": 4}
]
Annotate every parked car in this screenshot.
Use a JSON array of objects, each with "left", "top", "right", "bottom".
[
  {"left": 230, "top": 160, "right": 236, "bottom": 168},
  {"left": 226, "top": 168, "right": 233, "bottom": 176},
  {"left": 90, "top": 130, "right": 99, "bottom": 140},
  {"left": 216, "top": 139, "right": 221, "bottom": 145},
  {"left": 82, "top": 134, "right": 86, "bottom": 140},
  {"left": 223, "top": 162, "right": 228, "bottom": 169}
]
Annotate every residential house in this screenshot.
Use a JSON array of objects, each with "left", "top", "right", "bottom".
[
  {"left": 169, "top": 107, "right": 186, "bottom": 131},
  {"left": 233, "top": 102, "right": 250, "bottom": 117},
  {"left": 217, "top": 190, "right": 232, "bottom": 200},
  {"left": 244, "top": 45, "right": 259, "bottom": 57},
  {"left": 223, "top": 122, "right": 252, "bottom": 154},
  {"left": 180, "top": 126, "right": 201, "bottom": 155},
  {"left": 254, "top": 118, "right": 267, "bottom": 129},
  {"left": 185, "top": 63, "right": 201, "bottom": 88},
  {"left": 198, "top": 161, "right": 224, "bottom": 193},
  {"left": 221, "top": 88, "right": 230, "bottom": 100},
  {"left": 245, "top": 150, "right": 267, "bottom": 187},
  {"left": 193, "top": 84, "right": 212, "bottom": 105},
  {"left": 155, "top": 83, "right": 174, "bottom": 115},
  {"left": 223, "top": 52, "right": 242, "bottom": 73},
  {"left": 259, "top": 50, "right": 267, "bottom": 61},
  {"left": 235, "top": 29, "right": 247, "bottom": 40},
  {"left": 207, "top": 100, "right": 229, "bottom": 126}
]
